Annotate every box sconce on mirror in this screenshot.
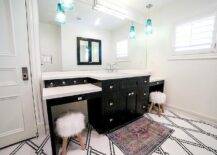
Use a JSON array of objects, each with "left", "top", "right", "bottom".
[{"left": 93, "top": 0, "right": 128, "bottom": 20}]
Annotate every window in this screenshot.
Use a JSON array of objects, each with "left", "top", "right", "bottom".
[
  {"left": 174, "top": 15, "right": 217, "bottom": 53},
  {"left": 116, "top": 40, "right": 128, "bottom": 59}
]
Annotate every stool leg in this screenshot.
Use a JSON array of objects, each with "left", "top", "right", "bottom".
[
  {"left": 157, "top": 104, "right": 161, "bottom": 117},
  {"left": 61, "top": 137, "right": 68, "bottom": 155},
  {"left": 161, "top": 104, "right": 164, "bottom": 113},
  {"left": 149, "top": 103, "right": 154, "bottom": 113},
  {"left": 76, "top": 133, "right": 85, "bottom": 150}
]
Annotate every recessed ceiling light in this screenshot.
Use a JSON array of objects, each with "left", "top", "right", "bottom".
[{"left": 94, "top": 18, "right": 101, "bottom": 26}]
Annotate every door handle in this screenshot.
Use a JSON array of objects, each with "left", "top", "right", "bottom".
[{"left": 22, "top": 67, "right": 28, "bottom": 81}]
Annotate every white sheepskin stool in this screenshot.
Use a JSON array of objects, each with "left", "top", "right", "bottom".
[
  {"left": 56, "top": 112, "right": 85, "bottom": 155},
  {"left": 149, "top": 91, "right": 166, "bottom": 116}
]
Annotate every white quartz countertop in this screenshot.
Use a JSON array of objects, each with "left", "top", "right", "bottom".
[
  {"left": 42, "top": 70, "right": 151, "bottom": 81},
  {"left": 150, "top": 76, "right": 165, "bottom": 82},
  {"left": 43, "top": 84, "right": 102, "bottom": 100}
]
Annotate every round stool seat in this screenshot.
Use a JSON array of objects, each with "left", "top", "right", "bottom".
[
  {"left": 56, "top": 112, "right": 85, "bottom": 138},
  {"left": 150, "top": 92, "right": 166, "bottom": 104}
]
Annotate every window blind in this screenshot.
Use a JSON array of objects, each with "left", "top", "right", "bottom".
[
  {"left": 116, "top": 40, "right": 128, "bottom": 58},
  {"left": 175, "top": 16, "right": 216, "bottom": 52}
]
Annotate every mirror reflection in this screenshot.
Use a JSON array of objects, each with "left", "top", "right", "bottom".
[
  {"left": 77, "top": 37, "right": 101, "bottom": 65},
  {"left": 79, "top": 39, "right": 89, "bottom": 63},
  {"left": 38, "top": 0, "right": 148, "bottom": 72}
]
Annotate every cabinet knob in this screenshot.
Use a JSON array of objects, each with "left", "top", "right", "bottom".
[
  {"left": 62, "top": 81, "right": 66, "bottom": 85},
  {"left": 109, "top": 102, "right": 114, "bottom": 106},
  {"left": 84, "top": 80, "right": 87, "bottom": 83},
  {"left": 78, "top": 97, "right": 82, "bottom": 101},
  {"left": 142, "top": 105, "right": 146, "bottom": 109},
  {"left": 109, "top": 85, "right": 114, "bottom": 89},
  {"left": 50, "top": 82, "right": 54, "bottom": 87},
  {"left": 156, "top": 82, "right": 159, "bottom": 84},
  {"left": 128, "top": 93, "right": 131, "bottom": 96},
  {"left": 144, "top": 93, "right": 146, "bottom": 96},
  {"left": 109, "top": 118, "right": 114, "bottom": 122},
  {"left": 73, "top": 80, "right": 77, "bottom": 84},
  {"left": 144, "top": 80, "right": 147, "bottom": 83},
  {"left": 131, "top": 92, "right": 134, "bottom": 95}
]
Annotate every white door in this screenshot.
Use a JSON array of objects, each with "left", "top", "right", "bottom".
[{"left": 0, "top": 0, "right": 37, "bottom": 148}]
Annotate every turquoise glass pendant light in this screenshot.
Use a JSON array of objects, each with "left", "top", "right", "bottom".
[
  {"left": 145, "top": 18, "right": 153, "bottom": 35},
  {"left": 129, "top": 23, "right": 136, "bottom": 39},
  {"left": 55, "top": 3, "right": 66, "bottom": 24},
  {"left": 60, "top": 0, "right": 74, "bottom": 11}
]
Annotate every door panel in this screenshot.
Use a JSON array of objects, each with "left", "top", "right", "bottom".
[{"left": 0, "top": 0, "right": 36, "bottom": 148}]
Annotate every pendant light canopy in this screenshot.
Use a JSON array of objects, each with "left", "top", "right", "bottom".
[
  {"left": 55, "top": 3, "right": 66, "bottom": 24},
  {"left": 129, "top": 23, "right": 136, "bottom": 39}
]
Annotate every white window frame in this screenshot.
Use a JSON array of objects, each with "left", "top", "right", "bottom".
[
  {"left": 171, "top": 12, "right": 217, "bottom": 59},
  {"left": 116, "top": 39, "right": 129, "bottom": 61}
]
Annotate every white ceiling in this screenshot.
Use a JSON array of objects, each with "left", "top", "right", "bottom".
[{"left": 38, "top": 0, "right": 173, "bottom": 30}]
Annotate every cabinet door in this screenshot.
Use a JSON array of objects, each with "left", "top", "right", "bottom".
[{"left": 125, "top": 90, "right": 137, "bottom": 115}]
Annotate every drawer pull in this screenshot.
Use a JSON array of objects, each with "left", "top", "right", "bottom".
[
  {"left": 109, "top": 102, "right": 114, "bottom": 106},
  {"left": 77, "top": 97, "right": 82, "bottom": 101},
  {"left": 73, "top": 80, "right": 77, "bottom": 84},
  {"left": 109, "top": 118, "right": 114, "bottom": 122},
  {"left": 50, "top": 82, "right": 54, "bottom": 87},
  {"left": 109, "top": 85, "right": 114, "bottom": 89}
]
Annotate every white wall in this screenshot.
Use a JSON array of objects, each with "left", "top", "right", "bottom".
[
  {"left": 61, "top": 22, "right": 148, "bottom": 70},
  {"left": 148, "top": 0, "right": 217, "bottom": 121},
  {"left": 61, "top": 23, "right": 115, "bottom": 70},
  {"left": 111, "top": 22, "right": 147, "bottom": 69},
  {"left": 39, "top": 22, "right": 62, "bottom": 72}
]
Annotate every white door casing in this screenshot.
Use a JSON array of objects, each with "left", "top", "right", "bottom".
[{"left": 0, "top": 0, "right": 37, "bottom": 148}]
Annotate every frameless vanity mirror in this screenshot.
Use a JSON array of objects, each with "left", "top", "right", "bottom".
[{"left": 77, "top": 37, "right": 102, "bottom": 65}]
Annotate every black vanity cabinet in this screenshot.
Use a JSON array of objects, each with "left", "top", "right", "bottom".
[
  {"left": 44, "top": 76, "right": 150, "bottom": 134},
  {"left": 89, "top": 76, "right": 150, "bottom": 133}
]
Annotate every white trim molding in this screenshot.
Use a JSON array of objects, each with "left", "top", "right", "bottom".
[{"left": 25, "top": 0, "right": 45, "bottom": 135}]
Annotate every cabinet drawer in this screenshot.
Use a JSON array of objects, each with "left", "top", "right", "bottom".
[
  {"left": 44, "top": 78, "right": 89, "bottom": 88},
  {"left": 102, "top": 93, "right": 124, "bottom": 115},
  {"left": 138, "top": 76, "right": 150, "bottom": 88},
  {"left": 138, "top": 88, "right": 149, "bottom": 101},
  {"left": 102, "top": 80, "right": 119, "bottom": 92},
  {"left": 104, "top": 114, "right": 123, "bottom": 129},
  {"left": 121, "top": 78, "right": 139, "bottom": 89},
  {"left": 136, "top": 97, "right": 149, "bottom": 115},
  {"left": 137, "top": 103, "right": 148, "bottom": 114}
]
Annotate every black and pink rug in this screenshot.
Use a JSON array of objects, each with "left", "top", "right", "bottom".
[{"left": 107, "top": 117, "right": 174, "bottom": 155}]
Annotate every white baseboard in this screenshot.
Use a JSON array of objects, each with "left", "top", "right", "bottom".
[{"left": 166, "top": 105, "right": 217, "bottom": 124}]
